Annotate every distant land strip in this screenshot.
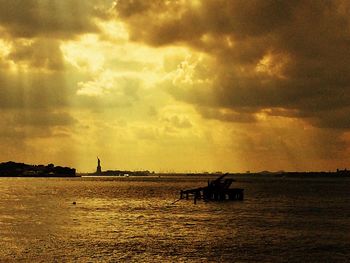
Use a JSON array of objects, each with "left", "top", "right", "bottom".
[
  {"left": 0, "top": 161, "right": 76, "bottom": 177},
  {"left": 1, "top": 161, "right": 350, "bottom": 178}
]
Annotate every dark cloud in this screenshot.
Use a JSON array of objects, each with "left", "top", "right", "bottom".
[
  {"left": 0, "top": 109, "right": 76, "bottom": 165},
  {"left": 0, "top": 0, "right": 112, "bottom": 38},
  {"left": 116, "top": 0, "right": 350, "bottom": 130},
  {"left": 0, "top": 71, "right": 73, "bottom": 109},
  {"left": 8, "top": 38, "right": 64, "bottom": 71},
  {"left": 199, "top": 107, "right": 257, "bottom": 123},
  {"left": 0, "top": 109, "right": 76, "bottom": 144}
]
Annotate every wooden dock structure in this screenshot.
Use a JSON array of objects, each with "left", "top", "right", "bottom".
[{"left": 179, "top": 174, "right": 244, "bottom": 204}]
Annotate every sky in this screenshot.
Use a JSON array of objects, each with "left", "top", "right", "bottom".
[{"left": 1, "top": 0, "right": 350, "bottom": 173}]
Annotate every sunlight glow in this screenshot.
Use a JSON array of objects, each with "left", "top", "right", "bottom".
[
  {"left": 98, "top": 20, "right": 129, "bottom": 42},
  {"left": 61, "top": 35, "right": 105, "bottom": 72},
  {"left": 0, "top": 39, "right": 11, "bottom": 57}
]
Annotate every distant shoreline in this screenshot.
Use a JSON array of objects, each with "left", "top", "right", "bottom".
[
  {"left": 149, "top": 171, "right": 350, "bottom": 178},
  {"left": 0, "top": 174, "right": 80, "bottom": 178},
  {"left": 1, "top": 160, "right": 349, "bottom": 178},
  {"left": 1, "top": 173, "right": 349, "bottom": 179},
  {"left": 0, "top": 161, "right": 77, "bottom": 177}
]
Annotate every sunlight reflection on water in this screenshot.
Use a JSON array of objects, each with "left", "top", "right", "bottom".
[{"left": 0, "top": 176, "right": 349, "bottom": 262}]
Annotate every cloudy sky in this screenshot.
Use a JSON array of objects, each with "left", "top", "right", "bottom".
[{"left": 1, "top": 0, "right": 350, "bottom": 172}]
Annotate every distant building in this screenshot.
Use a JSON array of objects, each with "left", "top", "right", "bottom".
[{"left": 96, "top": 157, "right": 102, "bottom": 174}]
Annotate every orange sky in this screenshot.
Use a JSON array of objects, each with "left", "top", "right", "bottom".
[{"left": 1, "top": 0, "right": 350, "bottom": 172}]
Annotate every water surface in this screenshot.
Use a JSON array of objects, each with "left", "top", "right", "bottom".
[{"left": 0, "top": 176, "right": 349, "bottom": 262}]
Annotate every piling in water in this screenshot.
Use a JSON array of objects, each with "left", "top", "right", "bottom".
[{"left": 179, "top": 174, "right": 244, "bottom": 203}]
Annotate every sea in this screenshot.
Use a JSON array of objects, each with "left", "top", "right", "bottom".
[{"left": 0, "top": 175, "right": 349, "bottom": 262}]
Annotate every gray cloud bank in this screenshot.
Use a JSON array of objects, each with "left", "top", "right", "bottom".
[
  {"left": 0, "top": 0, "right": 111, "bottom": 38},
  {"left": 116, "top": 0, "right": 350, "bottom": 129}
]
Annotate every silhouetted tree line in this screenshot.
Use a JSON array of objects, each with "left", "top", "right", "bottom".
[{"left": 0, "top": 161, "right": 76, "bottom": 177}]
